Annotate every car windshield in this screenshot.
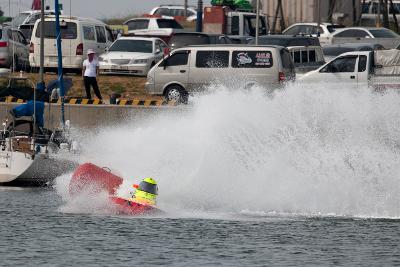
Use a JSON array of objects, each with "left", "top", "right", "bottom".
[
  {"left": 369, "top": 29, "right": 400, "bottom": 38},
  {"left": 326, "top": 25, "right": 345, "bottom": 33},
  {"left": 35, "top": 21, "right": 77, "bottom": 39},
  {"left": 109, "top": 39, "right": 153, "bottom": 53},
  {"left": 156, "top": 19, "right": 183, "bottom": 29},
  {"left": 12, "top": 13, "right": 30, "bottom": 26},
  {"left": 169, "top": 34, "right": 210, "bottom": 48}
]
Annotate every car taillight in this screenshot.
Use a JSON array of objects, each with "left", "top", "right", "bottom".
[
  {"left": 76, "top": 43, "right": 83, "bottom": 55},
  {"left": 279, "top": 71, "right": 285, "bottom": 82},
  {"left": 0, "top": 42, "right": 8, "bottom": 48},
  {"left": 29, "top": 42, "right": 34, "bottom": 53}
]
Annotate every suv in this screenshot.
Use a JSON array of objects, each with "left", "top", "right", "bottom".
[
  {"left": 168, "top": 32, "right": 232, "bottom": 50},
  {"left": 250, "top": 35, "right": 321, "bottom": 47},
  {"left": 149, "top": 5, "right": 197, "bottom": 21}
]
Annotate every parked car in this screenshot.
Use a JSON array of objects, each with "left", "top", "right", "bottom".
[
  {"left": 287, "top": 46, "right": 325, "bottom": 74},
  {"left": 329, "top": 27, "right": 400, "bottom": 49},
  {"left": 168, "top": 32, "right": 232, "bottom": 50},
  {"left": 250, "top": 35, "right": 321, "bottom": 47},
  {"left": 299, "top": 49, "right": 400, "bottom": 89},
  {"left": 98, "top": 37, "right": 168, "bottom": 76},
  {"left": 0, "top": 26, "right": 30, "bottom": 70},
  {"left": 282, "top": 22, "right": 345, "bottom": 46},
  {"left": 123, "top": 17, "right": 184, "bottom": 39},
  {"left": 360, "top": 0, "right": 400, "bottom": 27},
  {"left": 149, "top": 5, "right": 197, "bottom": 21},
  {"left": 145, "top": 45, "right": 295, "bottom": 103},
  {"left": 322, "top": 43, "right": 385, "bottom": 61},
  {"left": 29, "top": 16, "right": 114, "bottom": 73}
]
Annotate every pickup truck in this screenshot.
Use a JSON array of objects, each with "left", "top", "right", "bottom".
[{"left": 299, "top": 49, "right": 400, "bottom": 89}]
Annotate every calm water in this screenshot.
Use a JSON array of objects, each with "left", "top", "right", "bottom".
[{"left": 1, "top": 188, "right": 400, "bottom": 267}]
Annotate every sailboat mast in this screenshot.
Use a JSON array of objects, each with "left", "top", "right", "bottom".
[
  {"left": 55, "top": 0, "right": 65, "bottom": 126},
  {"left": 39, "top": 0, "right": 44, "bottom": 84}
]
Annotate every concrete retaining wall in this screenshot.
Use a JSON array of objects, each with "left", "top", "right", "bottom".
[{"left": 0, "top": 103, "right": 182, "bottom": 130}]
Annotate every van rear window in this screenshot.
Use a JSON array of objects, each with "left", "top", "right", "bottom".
[
  {"left": 232, "top": 51, "right": 273, "bottom": 68},
  {"left": 35, "top": 21, "right": 77, "bottom": 39}
]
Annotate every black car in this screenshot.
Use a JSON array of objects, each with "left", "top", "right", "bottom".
[
  {"left": 322, "top": 43, "right": 385, "bottom": 61},
  {"left": 249, "top": 35, "right": 321, "bottom": 47},
  {"left": 168, "top": 32, "right": 232, "bottom": 50}
]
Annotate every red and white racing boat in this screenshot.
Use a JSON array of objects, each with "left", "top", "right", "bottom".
[{"left": 69, "top": 163, "right": 161, "bottom": 215}]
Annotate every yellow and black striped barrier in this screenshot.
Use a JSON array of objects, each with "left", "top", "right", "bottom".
[
  {"left": 117, "top": 99, "right": 176, "bottom": 106},
  {"left": 50, "top": 98, "right": 103, "bottom": 105},
  {"left": 0, "top": 97, "right": 177, "bottom": 106}
]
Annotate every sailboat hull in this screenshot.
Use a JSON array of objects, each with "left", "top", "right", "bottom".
[{"left": 0, "top": 152, "right": 76, "bottom": 186}]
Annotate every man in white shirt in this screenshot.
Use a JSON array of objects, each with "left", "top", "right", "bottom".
[{"left": 82, "top": 49, "right": 102, "bottom": 100}]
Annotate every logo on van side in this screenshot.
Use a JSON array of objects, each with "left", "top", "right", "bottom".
[{"left": 236, "top": 52, "right": 252, "bottom": 65}]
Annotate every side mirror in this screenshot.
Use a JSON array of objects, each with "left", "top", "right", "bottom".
[
  {"left": 155, "top": 48, "right": 161, "bottom": 54},
  {"left": 105, "top": 47, "right": 109, "bottom": 52}
]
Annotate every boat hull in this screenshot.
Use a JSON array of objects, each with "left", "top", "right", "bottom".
[
  {"left": 0, "top": 152, "right": 77, "bottom": 186},
  {"left": 110, "top": 196, "right": 161, "bottom": 215}
]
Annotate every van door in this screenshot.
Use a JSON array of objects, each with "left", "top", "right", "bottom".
[
  {"left": 95, "top": 25, "right": 107, "bottom": 54},
  {"left": 190, "top": 50, "right": 230, "bottom": 90},
  {"left": 155, "top": 50, "right": 190, "bottom": 92},
  {"left": 317, "top": 56, "right": 358, "bottom": 86}
]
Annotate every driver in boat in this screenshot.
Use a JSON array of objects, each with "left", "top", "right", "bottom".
[{"left": 130, "top": 177, "right": 158, "bottom": 206}]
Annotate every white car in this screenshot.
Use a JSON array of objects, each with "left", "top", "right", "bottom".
[
  {"left": 99, "top": 37, "right": 168, "bottom": 76},
  {"left": 149, "top": 5, "right": 197, "bottom": 21},
  {"left": 282, "top": 23, "right": 345, "bottom": 46},
  {"left": 329, "top": 27, "right": 400, "bottom": 48},
  {"left": 123, "top": 17, "right": 184, "bottom": 37}
]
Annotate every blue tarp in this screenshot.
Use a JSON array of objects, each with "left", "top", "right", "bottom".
[{"left": 12, "top": 100, "right": 45, "bottom": 127}]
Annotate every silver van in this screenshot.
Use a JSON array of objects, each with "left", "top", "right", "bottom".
[{"left": 145, "top": 45, "right": 295, "bottom": 103}]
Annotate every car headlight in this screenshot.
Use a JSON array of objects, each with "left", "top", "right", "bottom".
[
  {"left": 98, "top": 57, "right": 107, "bottom": 63},
  {"left": 131, "top": 59, "right": 148, "bottom": 64}
]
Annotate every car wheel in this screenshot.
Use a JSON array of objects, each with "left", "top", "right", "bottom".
[{"left": 165, "top": 85, "right": 188, "bottom": 104}]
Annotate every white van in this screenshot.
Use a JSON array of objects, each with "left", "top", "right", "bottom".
[
  {"left": 145, "top": 45, "right": 295, "bottom": 102},
  {"left": 29, "top": 16, "right": 114, "bottom": 73}
]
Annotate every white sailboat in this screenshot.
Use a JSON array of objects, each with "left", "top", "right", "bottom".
[{"left": 0, "top": 0, "right": 76, "bottom": 185}]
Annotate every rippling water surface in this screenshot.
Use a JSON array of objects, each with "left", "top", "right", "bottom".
[{"left": 1, "top": 188, "right": 400, "bottom": 267}]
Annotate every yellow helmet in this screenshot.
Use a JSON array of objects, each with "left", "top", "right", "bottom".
[{"left": 138, "top": 177, "right": 158, "bottom": 195}]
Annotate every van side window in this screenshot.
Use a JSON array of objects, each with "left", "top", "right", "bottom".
[
  {"left": 196, "top": 51, "right": 229, "bottom": 68},
  {"left": 162, "top": 52, "right": 189, "bottom": 67},
  {"left": 293, "top": 51, "right": 301, "bottom": 63},
  {"left": 95, "top": 26, "right": 106, "bottom": 43},
  {"left": 358, "top": 55, "right": 367, "bottom": 72},
  {"left": 232, "top": 51, "right": 273, "bottom": 68},
  {"left": 106, "top": 28, "right": 114, "bottom": 42},
  {"left": 231, "top": 16, "right": 240, "bottom": 35},
  {"left": 126, "top": 20, "right": 149, "bottom": 31},
  {"left": 83, "top": 26, "right": 95, "bottom": 41},
  {"left": 309, "top": 50, "right": 316, "bottom": 62}
]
